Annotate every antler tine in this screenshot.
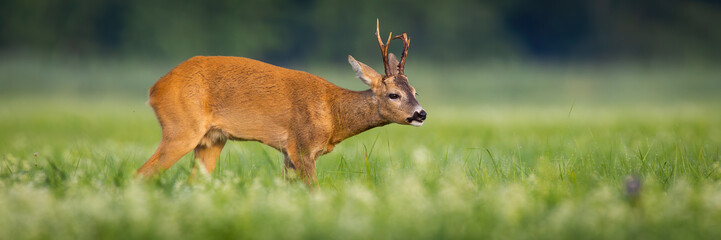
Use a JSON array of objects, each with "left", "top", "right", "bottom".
[
  {"left": 375, "top": 19, "right": 393, "bottom": 77},
  {"left": 392, "top": 33, "right": 410, "bottom": 75}
]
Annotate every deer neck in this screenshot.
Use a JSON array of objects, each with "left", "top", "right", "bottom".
[{"left": 330, "top": 89, "right": 389, "bottom": 144}]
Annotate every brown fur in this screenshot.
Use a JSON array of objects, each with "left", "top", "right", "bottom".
[{"left": 136, "top": 55, "right": 424, "bottom": 186}]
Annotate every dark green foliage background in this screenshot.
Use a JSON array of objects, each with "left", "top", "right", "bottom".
[{"left": 2, "top": 0, "right": 720, "bottom": 63}]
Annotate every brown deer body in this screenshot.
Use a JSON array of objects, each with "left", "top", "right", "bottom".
[{"left": 137, "top": 20, "right": 426, "bottom": 185}]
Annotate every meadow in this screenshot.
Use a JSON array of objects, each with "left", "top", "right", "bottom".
[{"left": 1, "top": 57, "right": 720, "bottom": 239}]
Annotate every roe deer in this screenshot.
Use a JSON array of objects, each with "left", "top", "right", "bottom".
[{"left": 137, "top": 19, "right": 426, "bottom": 185}]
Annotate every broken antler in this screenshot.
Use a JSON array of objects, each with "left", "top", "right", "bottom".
[{"left": 392, "top": 33, "right": 410, "bottom": 75}]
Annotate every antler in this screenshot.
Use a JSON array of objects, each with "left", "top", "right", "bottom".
[
  {"left": 375, "top": 19, "right": 393, "bottom": 77},
  {"left": 392, "top": 33, "right": 410, "bottom": 75}
]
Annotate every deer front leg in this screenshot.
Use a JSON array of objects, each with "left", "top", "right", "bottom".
[
  {"left": 282, "top": 152, "right": 297, "bottom": 181},
  {"left": 284, "top": 145, "right": 318, "bottom": 187}
]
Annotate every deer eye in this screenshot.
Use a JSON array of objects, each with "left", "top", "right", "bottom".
[{"left": 388, "top": 93, "right": 400, "bottom": 99}]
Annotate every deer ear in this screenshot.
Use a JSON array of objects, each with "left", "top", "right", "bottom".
[
  {"left": 388, "top": 53, "right": 400, "bottom": 75},
  {"left": 348, "top": 55, "right": 382, "bottom": 87}
]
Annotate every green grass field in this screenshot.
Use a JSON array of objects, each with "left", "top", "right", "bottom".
[{"left": 1, "top": 59, "right": 720, "bottom": 239}]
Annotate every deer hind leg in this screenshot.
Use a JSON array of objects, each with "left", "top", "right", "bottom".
[
  {"left": 190, "top": 129, "right": 228, "bottom": 179},
  {"left": 137, "top": 123, "right": 207, "bottom": 177}
]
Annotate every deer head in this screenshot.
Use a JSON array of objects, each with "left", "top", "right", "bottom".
[{"left": 347, "top": 19, "right": 427, "bottom": 126}]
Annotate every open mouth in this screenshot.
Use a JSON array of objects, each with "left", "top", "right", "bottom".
[
  {"left": 409, "top": 120, "right": 424, "bottom": 126},
  {"left": 406, "top": 117, "right": 424, "bottom": 126}
]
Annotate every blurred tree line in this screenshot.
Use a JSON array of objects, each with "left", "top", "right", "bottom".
[{"left": 1, "top": 0, "right": 720, "bottom": 64}]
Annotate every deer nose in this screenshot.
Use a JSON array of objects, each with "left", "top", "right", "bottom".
[{"left": 417, "top": 110, "right": 427, "bottom": 120}]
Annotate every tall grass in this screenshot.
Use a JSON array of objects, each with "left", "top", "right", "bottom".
[{"left": 1, "top": 99, "right": 719, "bottom": 239}]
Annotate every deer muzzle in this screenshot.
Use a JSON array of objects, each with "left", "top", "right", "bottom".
[{"left": 407, "top": 109, "right": 427, "bottom": 126}]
